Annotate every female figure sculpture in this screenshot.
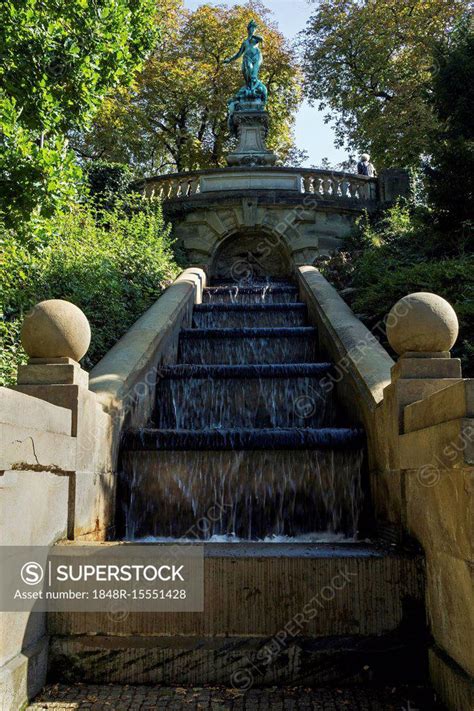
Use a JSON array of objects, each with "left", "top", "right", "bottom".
[{"left": 224, "top": 19, "right": 267, "bottom": 103}]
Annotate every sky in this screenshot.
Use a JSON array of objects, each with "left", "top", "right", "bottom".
[{"left": 184, "top": 0, "right": 349, "bottom": 167}]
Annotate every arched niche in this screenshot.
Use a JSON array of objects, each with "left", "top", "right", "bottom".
[{"left": 210, "top": 230, "right": 292, "bottom": 282}]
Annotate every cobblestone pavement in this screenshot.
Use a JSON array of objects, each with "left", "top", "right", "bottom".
[{"left": 27, "top": 683, "right": 445, "bottom": 710}]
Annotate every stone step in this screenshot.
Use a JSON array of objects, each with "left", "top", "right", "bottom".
[
  {"left": 122, "top": 426, "right": 364, "bottom": 451},
  {"left": 154, "top": 364, "right": 336, "bottom": 428},
  {"left": 157, "top": 363, "right": 332, "bottom": 379},
  {"left": 193, "top": 303, "right": 307, "bottom": 328},
  {"left": 47, "top": 543, "right": 426, "bottom": 686},
  {"left": 195, "top": 303, "right": 306, "bottom": 311},
  {"left": 48, "top": 634, "right": 428, "bottom": 687},
  {"left": 178, "top": 327, "right": 317, "bottom": 364},
  {"left": 203, "top": 285, "right": 299, "bottom": 304},
  {"left": 120, "top": 433, "right": 365, "bottom": 539}
]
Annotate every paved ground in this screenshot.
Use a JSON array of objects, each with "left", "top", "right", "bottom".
[{"left": 28, "top": 683, "right": 445, "bottom": 710}]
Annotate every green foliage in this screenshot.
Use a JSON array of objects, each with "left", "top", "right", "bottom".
[
  {"left": 426, "top": 16, "right": 474, "bottom": 248},
  {"left": 0, "top": 0, "right": 158, "bottom": 224},
  {"left": 0, "top": 0, "right": 157, "bottom": 134},
  {"left": 84, "top": 160, "right": 137, "bottom": 208},
  {"left": 0, "top": 197, "right": 180, "bottom": 386},
  {"left": 317, "top": 204, "right": 474, "bottom": 375},
  {"left": 78, "top": 0, "right": 303, "bottom": 173},
  {"left": 302, "top": 0, "right": 469, "bottom": 168},
  {"left": 0, "top": 97, "right": 84, "bottom": 226}
]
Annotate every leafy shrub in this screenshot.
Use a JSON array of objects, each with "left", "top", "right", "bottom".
[
  {"left": 0, "top": 197, "right": 180, "bottom": 386},
  {"left": 317, "top": 204, "right": 474, "bottom": 375},
  {"left": 84, "top": 160, "right": 137, "bottom": 208}
]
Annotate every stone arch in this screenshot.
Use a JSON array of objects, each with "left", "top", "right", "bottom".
[
  {"left": 210, "top": 227, "right": 293, "bottom": 281},
  {"left": 172, "top": 199, "right": 348, "bottom": 274}
]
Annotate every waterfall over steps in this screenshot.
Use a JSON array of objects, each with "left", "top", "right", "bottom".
[
  {"left": 50, "top": 280, "right": 428, "bottom": 693},
  {"left": 120, "top": 279, "right": 366, "bottom": 541}
]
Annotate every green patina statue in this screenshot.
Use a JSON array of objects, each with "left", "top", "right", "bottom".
[{"left": 224, "top": 19, "right": 268, "bottom": 107}]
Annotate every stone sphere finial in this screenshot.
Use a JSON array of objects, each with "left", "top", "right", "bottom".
[
  {"left": 21, "top": 299, "right": 91, "bottom": 361},
  {"left": 386, "top": 292, "right": 459, "bottom": 356}
]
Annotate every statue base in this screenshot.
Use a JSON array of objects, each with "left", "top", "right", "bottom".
[{"left": 227, "top": 106, "right": 277, "bottom": 167}]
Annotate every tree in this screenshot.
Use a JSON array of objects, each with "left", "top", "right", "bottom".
[
  {"left": 301, "top": 0, "right": 469, "bottom": 169},
  {"left": 426, "top": 15, "right": 474, "bottom": 250},
  {"left": 76, "top": 0, "right": 303, "bottom": 173},
  {"left": 0, "top": 0, "right": 159, "bottom": 226}
]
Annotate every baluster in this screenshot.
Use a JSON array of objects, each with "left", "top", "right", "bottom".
[
  {"left": 188, "top": 175, "right": 200, "bottom": 196},
  {"left": 163, "top": 180, "right": 171, "bottom": 199},
  {"left": 165, "top": 179, "right": 174, "bottom": 199},
  {"left": 157, "top": 181, "right": 166, "bottom": 199},
  {"left": 322, "top": 176, "right": 332, "bottom": 197},
  {"left": 303, "top": 174, "right": 312, "bottom": 193},
  {"left": 357, "top": 181, "right": 367, "bottom": 200},
  {"left": 349, "top": 180, "right": 358, "bottom": 199},
  {"left": 170, "top": 179, "right": 180, "bottom": 198}
]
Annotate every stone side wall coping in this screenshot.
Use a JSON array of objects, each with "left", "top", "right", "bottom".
[
  {"left": 297, "top": 266, "right": 394, "bottom": 413},
  {"left": 89, "top": 268, "right": 206, "bottom": 415},
  {"left": 399, "top": 418, "right": 474, "bottom": 470},
  {"left": 0, "top": 386, "right": 72, "bottom": 436},
  {"left": 141, "top": 165, "right": 376, "bottom": 182},
  {"left": 404, "top": 379, "right": 474, "bottom": 433}
]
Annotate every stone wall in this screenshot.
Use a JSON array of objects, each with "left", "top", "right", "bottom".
[
  {"left": 0, "top": 268, "right": 206, "bottom": 711},
  {"left": 141, "top": 166, "right": 410, "bottom": 277},
  {"left": 0, "top": 390, "right": 73, "bottom": 710},
  {"left": 298, "top": 266, "right": 473, "bottom": 710},
  {"left": 168, "top": 196, "right": 362, "bottom": 275}
]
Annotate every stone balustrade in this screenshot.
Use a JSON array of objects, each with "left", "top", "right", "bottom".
[{"left": 142, "top": 167, "right": 377, "bottom": 202}]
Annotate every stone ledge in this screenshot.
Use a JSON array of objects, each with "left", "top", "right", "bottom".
[
  {"left": 297, "top": 266, "right": 394, "bottom": 413},
  {"left": 399, "top": 418, "right": 474, "bottom": 470},
  {"left": 47, "top": 633, "right": 428, "bottom": 686},
  {"left": 0, "top": 387, "right": 72, "bottom": 436},
  {"left": 89, "top": 268, "right": 206, "bottom": 418},
  {"left": 0, "top": 423, "right": 76, "bottom": 473},
  {"left": 48, "top": 545, "right": 424, "bottom": 638},
  {"left": 404, "top": 379, "right": 474, "bottom": 433}
]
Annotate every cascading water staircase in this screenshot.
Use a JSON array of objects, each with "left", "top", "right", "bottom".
[
  {"left": 121, "top": 280, "right": 366, "bottom": 543},
  {"left": 48, "top": 280, "right": 429, "bottom": 693}
]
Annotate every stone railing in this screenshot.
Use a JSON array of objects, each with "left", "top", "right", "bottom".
[
  {"left": 0, "top": 268, "right": 206, "bottom": 711},
  {"left": 298, "top": 267, "right": 473, "bottom": 711},
  {"left": 142, "top": 167, "right": 377, "bottom": 203}
]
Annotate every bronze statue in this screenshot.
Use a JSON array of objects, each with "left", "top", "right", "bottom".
[{"left": 224, "top": 19, "right": 268, "bottom": 104}]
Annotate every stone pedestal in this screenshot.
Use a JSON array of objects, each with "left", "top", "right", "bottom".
[{"left": 227, "top": 103, "right": 276, "bottom": 167}]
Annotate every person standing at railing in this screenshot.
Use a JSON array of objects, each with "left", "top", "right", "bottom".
[{"left": 357, "top": 153, "right": 376, "bottom": 177}]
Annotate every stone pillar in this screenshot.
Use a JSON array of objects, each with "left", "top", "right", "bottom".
[
  {"left": 15, "top": 300, "right": 114, "bottom": 539},
  {"left": 227, "top": 104, "right": 276, "bottom": 167},
  {"left": 378, "top": 168, "right": 411, "bottom": 204},
  {"left": 382, "top": 292, "right": 461, "bottom": 470},
  {"left": 376, "top": 292, "right": 473, "bottom": 711}
]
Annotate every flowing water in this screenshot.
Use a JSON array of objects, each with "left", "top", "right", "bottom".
[{"left": 120, "top": 280, "right": 366, "bottom": 541}]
